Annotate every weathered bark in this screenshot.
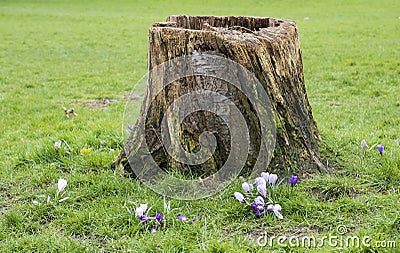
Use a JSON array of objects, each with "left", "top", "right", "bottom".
[{"left": 112, "top": 16, "right": 328, "bottom": 179}]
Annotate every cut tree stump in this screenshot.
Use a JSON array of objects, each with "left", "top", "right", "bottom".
[{"left": 112, "top": 16, "right": 328, "bottom": 181}]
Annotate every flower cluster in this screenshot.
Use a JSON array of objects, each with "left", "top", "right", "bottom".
[
  {"left": 135, "top": 204, "right": 164, "bottom": 233},
  {"left": 234, "top": 172, "right": 299, "bottom": 219},
  {"left": 177, "top": 213, "right": 198, "bottom": 223},
  {"left": 134, "top": 206, "right": 198, "bottom": 233},
  {"left": 53, "top": 139, "right": 97, "bottom": 156},
  {"left": 361, "top": 140, "right": 385, "bottom": 155}
]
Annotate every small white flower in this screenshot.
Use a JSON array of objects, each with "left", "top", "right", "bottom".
[
  {"left": 242, "top": 182, "right": 253, "bottom": 193},
  {"left": 57, "top": 178, "right": 67, "bottom": 193},
  {"left": 54, "top": 140, "right": 62, "bottom": 150},
  {"left": 268, "top": 174, "right": 278, "bottom": 185},
  {"left": 135, "top": 204, "right": 148, "bottom": 217},
  {"left": 32, "top": 200, "right": 39, "bottom": 205},
  {"left": 234, "top": 192, "right": 245, "bottom": 203},
  {"left": 255, "top": 177, "right": 266, "bottom": 186},
  {"left": 267, "top": 204, "right": 283, "bottom": 219}
]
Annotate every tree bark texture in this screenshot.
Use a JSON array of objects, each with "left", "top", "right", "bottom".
[{"left": 112, "top": 16, "right": 327, "bottom": 179}]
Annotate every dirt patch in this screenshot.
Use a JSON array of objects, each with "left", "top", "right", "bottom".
[
  {"left": 68, "top": 94, "right": 144, "bottom": 109},
  {"left": 123, "top": 93, "right": 144, "bottom": 100},
  {"left": 71, "top": 98, "right": 118, "bottom": 109}
]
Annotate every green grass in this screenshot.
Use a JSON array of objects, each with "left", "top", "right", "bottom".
[{"left": 1, "top": 0, "right": 399, "bottom": 252}]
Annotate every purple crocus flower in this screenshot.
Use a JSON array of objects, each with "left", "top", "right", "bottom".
[
  {"left": 151, "top": 227, "right": 157, "bottom": 233},
  {"left": 257, "top": 184, "right": 267, "bottom": 198},
  {"left": 254, "top": 196, "right": 264, "bottom": 206},
  {"left": 254, "top": 196, "right": 265, "bottom": 210},
  {"left": 361, "top": 140, "right": 367, "bottom": 148},
  {"left": 177, "top": 213, "right": 187, "bottom": 222},
  {"left": 255, "top": 211, "right": 264, "bottom": 217},
  {"left": 140, "top": 215, "right": 150, "bottom": 222},
  {"left": 377, "top": 144, "right": 384, "bottom": 155},
  {"left": 155, "top": 213, "right": 163, "bottom": 223},
  {"left": 290, "top": 175, "right": 299, "bottom": 185},
  {"left": 251, "top": 203, "right": 257, "bottom": 211},
  {"left": 128, "top": 125, "right": 134, "bottom": 131}
]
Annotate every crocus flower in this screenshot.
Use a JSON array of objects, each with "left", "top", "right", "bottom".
[
  {"left": 261, "top": 172, "right": 270, "bottom": 182},
  {"left": 155, "top": 213, "right": 163, "bottom": 223},
  {"left": 251, "top": 203, "right": 257, "bottom": 211},
  {"left": 289, "top": 175, "right": 299, "bottom": 185},
  {"left": 54, "top": 140, "right": 62, "bottom": 150},
  {"left": 267, "top": 204, "right": 283, "bottom": 219},
  {"left": 234, "top": 192, "right": 246, "bottom": 203},
  {"left": 377, "top": 144, "right": 384, "bottom": 155},
  {"left": 257, "top": 184, "right": 267, "bottom": 198},
  {"left": 151, "top": 227, "right": 157, "bottom": 234},
  {"left": 255, "top": 177, "right": 267, "bottom": 186},
  {"left": 140, "top": 215, "right": 149, "bottom": 222},
  {"left": 128, "top": 125, "right": 134, "bottom": 131},
  {"left": 135, "top": 204, "right": 148, "bottom": 218},
  {"left": 361, "top": 140, "right": 367, "bottom": 148},
  {"left": 57, "top": 178, "right": 67, "bottom": 193},
  {"left": 268, "top": 174, "right": 278, "bottom": 185},
  {"left": 255, "top": 211, "right": 264, "bottom": 217},
  {"left": 242, "top": 182, "right": 253, "bottom": 193},
  {"left": 177, "top": 213, "right": 187, "bottom": 222}
]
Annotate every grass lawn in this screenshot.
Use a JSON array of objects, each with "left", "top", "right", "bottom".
[{"left": 1, "top": 0, "right": 399, "bottom": 252}]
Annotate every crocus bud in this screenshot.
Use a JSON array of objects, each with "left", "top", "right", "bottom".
[
  {"left": 54, "top": 140, "right": 62, "bottom": 150},
  {"left": 361, "top": 140, "right": 367, "bottom": 148},
  {"left": 377, "top": 144, "right": 384, "bottom": 155},
  {"left": 289, "top": 175, "right": 299, "bottom": 185},
  {"left": 57, "top": 178, "right": 67, "bottom": 193},
  {"left": 257, "top": 184, "right": 267, "bottom": 198}
]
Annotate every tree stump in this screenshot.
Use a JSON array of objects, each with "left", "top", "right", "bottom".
[{"left": 113, "top": 16, "right": 327, "bottom": 194}]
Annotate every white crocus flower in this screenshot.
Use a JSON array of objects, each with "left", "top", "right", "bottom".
[
  {"left": 135, "top": 204, "right": 148, "bottom": 217},
  {"left": 267, "top": 204, "right": 283, "bottom": 219},
  {"left": 242, "top": 182, "right": 253, "bottom": 193},
  {"left": 255, "top": 177, "right": 266, "bottom": 186},
  {"left": 54, "top": 140, "right": 62, "bottom": 150},
  {"left": 261, "top": 172, "right": 270, "bottom": 182},
  {"left": 268, "top": 174, "right": 278, "bottom": 185},
  {"left": 234, "top": 192, "right": 246, "bottom": 203},
  {"left": 57, "top": 178, "right": 67, "bottom": 193}
]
